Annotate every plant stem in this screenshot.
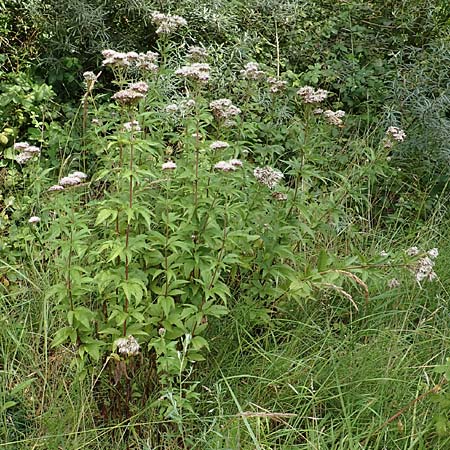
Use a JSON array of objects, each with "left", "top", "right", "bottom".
[{"left": 123, "top": 126, "right": 134, "bottom": 336}]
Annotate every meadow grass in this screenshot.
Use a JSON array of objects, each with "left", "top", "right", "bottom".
[{"left": 1, "top": 205, "right": 449, "bottom": 449}]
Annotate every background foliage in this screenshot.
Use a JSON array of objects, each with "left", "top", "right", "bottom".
[{"left": 1, "top": 0, "right": 450, "bottom": 449}]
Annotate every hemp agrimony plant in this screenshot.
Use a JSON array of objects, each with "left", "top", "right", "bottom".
[{"left": 13, "top": 12, "right": 422, "bottom": 444}]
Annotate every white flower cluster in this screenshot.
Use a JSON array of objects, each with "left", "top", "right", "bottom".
[
  {"left": 323, "top": 109, "right": 346, "bottom": 127},
  {"left": 406, "top": 246, "right": 438, "bottom": 284},
  {"left": 388, "top": 278, "right": 400, "bottom": 289},
  {"left": 49, "top": 171, "right": 88, "bottom": 191},
  {"left": 112, "top": 81, "right": 149, "bottom": 106},
  {"left": 406, "top": 246, "right": 419, "bottom": 256},
  {"left": 115, "top": 335, "right": 140, "bottom": 357},
  {"left": 267, "top": 77, "right": 288, "bottom": 93},
  {"left": 101, "top": 49, "right": 158, "bottom": 71},
  {"left": 83, "top": 71, "right": 100, "bottom": 92},
  {"left": 240, "top": 62, "right": 265, "bottom": 80},
  {"left": 210, "top": 141, "right": 229, "bottom": 150},
  {"left": 297, "top": 86, "right": 329, "bottom": 103},
  {"left": 272, "top": 191, "right": 288, "bottom": 201},
  {"left": 151, "top": 11, "right": 187, "bottom": 34},
  {"left": 165, "top": 104, "right": 179, "bottom": 113},
  {"left": 123, "top": 120, "right": 141, "bottom": 132},
  {"left": 83, "top": 71, "right": 97, "bottom": 82},
  {"left": 162, "top": 160, "right": 177, "bottom": 170},
  {"left": 165, "top": 98, "right": 196, "bottom": 115},
  {"left": 128, "top": 82, "right": 148, "bottom": 94},
  {"left": 135, "top": 51, "right": 159, "bottom": 72},
  {"left": 209, "top": 99, "right": 241, "bottom": 120},
  {"left": 176, "top": 63, "right": 210, "bottom": 83},
  {"left": 187, "top": 46, "right": 208, "bottom": 61},
  {"left": 14, "top": 142, "right": 41, "bottom": 164},
  {"left": 386, "top": 126, "right": 406, "bottom": 142},
  {"left": 48, "top": 185, "right": 64, "bottom": 192},
  {"left": 214, "top": 159, "right": 243, "bottom": 171},
  {"left": 384, "top": 126, "right": 406, "bottom": 148},
  {"left": 253, "top": 166, "right": 284, "bottom": 189},
  {"left": 28, "top": 216, "right": 41, "bottom": 224}
]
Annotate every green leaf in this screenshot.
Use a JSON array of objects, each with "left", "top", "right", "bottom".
[
  {"left": 203, "top": 303, "right": 229, "bottom": 318},
  {"left": 1, "top": 401, "right": 17, "bottom": 413},
  {"left": 289, "top": 279, "right": 312, "bottom": 298},
  {"left": 98, "top": 327, "right": 121, "bottom": 336},
  {"left": 74, "top": 307, "right": 94, "bottom": 329},
  {"left": 83, "top": 343, "right": 101, "bottom": 362},
  {"left": 95, "top": 208, "right": 116, "bottom": 226},
  {"left": 11, "top": 378, "right": 37, "bottom": 396},
  {"left": 191, "top": 335, "right": 209, "bottom": 351},
  {"left": 158, "top": 296, "right": 175, "bottom": 318},
  {"left": 317, "top": 250, "right": 329, "bottom": 272},
  {"left": 187, "top": 351, "right": 206, "bottom": 362},
  {"left": 51, "top": 326, "right": 75, "bottom": 347}
]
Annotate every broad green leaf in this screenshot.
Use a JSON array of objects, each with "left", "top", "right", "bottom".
[{"left": 158, "top": 296, "right": 175, "bottom": 318}]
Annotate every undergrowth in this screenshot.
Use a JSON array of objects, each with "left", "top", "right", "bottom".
[{"left": 0, "top": 6, "right": 450, "bottom": 450}]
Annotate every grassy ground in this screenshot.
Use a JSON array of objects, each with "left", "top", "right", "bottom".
[{"left": 1, "top": 211, "right": 449, "bottom": 449}]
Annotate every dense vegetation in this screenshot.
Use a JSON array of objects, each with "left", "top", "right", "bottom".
[{"left": 1, "top": 1, "right": 450, "bottom": 448}]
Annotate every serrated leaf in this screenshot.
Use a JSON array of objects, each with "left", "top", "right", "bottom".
[
  {"left": 84, "top": 343, "right": 101, "bottom": 362},
  {"left": 74, "top": 308, "right": 93, "bottom": 329},
  {"left": 51, "top": 327, "right": 75, "bottom": 347},
  {"left": 203, "top": 304, "right": 228, "bottom": 318},
  {"left": 158, "top": 296, "right": 175, "bottom": 318},
  {"left": 95, "top": 209, "right": 115, "bottom": 226},
  {"left": 191, "top": 335, "right": 209, "bottom": 351}
]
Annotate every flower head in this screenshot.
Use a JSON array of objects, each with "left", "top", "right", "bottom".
[
  {"left": 59, "top": 176, "right": 82, "bottom": 186},
  {"left": 112, "top": 81, "right": 148, "bottom": 106},
  {"left": 386, "top": 126, "right": 406, "bottom": 142},
  {"left": 406, "top": 246, "right": 419, "bottom": 256},
  {"left": 14, "top": 142, "right": 41, "bottom": 164},
  {"left": 101, "top": 49, "right": 131, "bottom": 68},
  {"left": 388, "top": 278, "right": 400, "bottom": 289},
  {"left": 70, "top": 171, "right": 88, "bottom": 180},
  {"left": 214, "top": 161, "right": 236, "bottom": 172},
  {"left": 267, "top": 77, "right": 288, "bottom": 93},
  {"left": 297, "top": 86, "right": 329, "bottom": 103},
  {"left": 253, "top": 166, "right": 284, "bottom": 189},
  {"left": 210, "top": 99, "right": 241, "bottom": 120},
  {"left": 115, "top": 335, "right": 140, "bottom": 356},
  {"left": 240, "top": 62, "right": 265, "bottom": 80},
  {"left": 272, "top": 191, "right": 288, "bottom": 201},
  {"left": 102, "top": 49, "right": 159, "bottom": 72},
  {"left": 48, "top": 185, "right": 65, "bottom": 192},
  {"left": 414, "top": 256, "right": 437, "bottom": 283},
  {"left": 165, "top": 104, "right": 179, "bottom": 113},
  {"left": 83, "top": 71, "right": 100, "bottom": 93},
  {"left": 135, "top": 51, "right": 159, "bottom": 72},
  {"left": 59, "top": 171, "right": 88, "bottom": 187},
  {"left": 229, "top": 158, "right": 243, "bottom": 167},
  {"left": 123, "top": 120, "right": 141, "bottom": 132},
  {"left": 210, "top": 141, "right": 230, "bottom": 150},
  {"left": 162, "top": 160, "right": 177, "bottom": 170},
  {"left": 14, "top": 142, "right": 30, "bottom": 151},
  {"left": 16, "top": 152, "right": 34, "bottom": 164},
  {"left": 151, "top": 11, "right": 187, "bottom": 34},
  {"left": 176, "top": 63, "right": 210, "bottom": 83},
  {"left": 128, "top": 82, "right": 148, "bottom": 94},
  {"left": 187, "top": 46, "right": 208, "bottom": 61},
  {"left": 323, "top": 109, "right": 346, "bottom": 127},
  {"left": 28, "top": 216, "right": 41, "bottom": 224}
]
